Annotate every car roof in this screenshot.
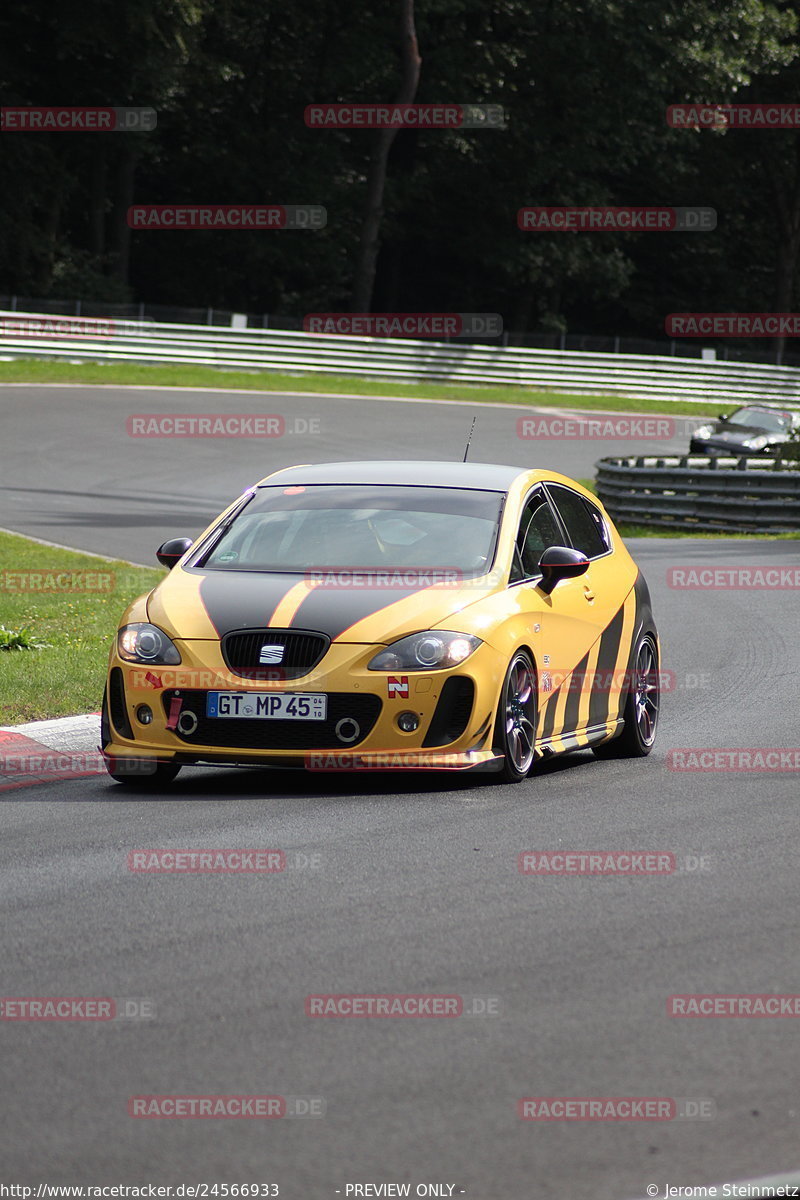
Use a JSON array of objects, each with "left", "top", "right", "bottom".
[
  {"left": 257, "top": 460, "right": 530, "bottom": 491},
  {"left": 735, "top": 403, "right": 800, "bottom": 413}
]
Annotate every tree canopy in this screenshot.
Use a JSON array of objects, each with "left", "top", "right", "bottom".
[{"left": 1, "top": 0, "right": 799, "bottom": 348}]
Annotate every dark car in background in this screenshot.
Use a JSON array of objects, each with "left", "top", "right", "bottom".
[{"left": 689, "top": 403, "right": 800, "bottom": 456}]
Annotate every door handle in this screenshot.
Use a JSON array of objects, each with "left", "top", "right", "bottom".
[{"left": 583, "top": 585, "right": 595, "bottom": 602}]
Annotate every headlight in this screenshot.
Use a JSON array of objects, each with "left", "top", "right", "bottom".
[
  {"left": 693, "top": 425, "right": 712, "bottom": 438},
  {"left": 118, "top": 623, "right": 181, "bottom": 665},
  {"left": 744, "top": 435, "right": 769, "bottom": 450},
  {"left": 368, "top": 631, "right": 481, "bottom": 671}
]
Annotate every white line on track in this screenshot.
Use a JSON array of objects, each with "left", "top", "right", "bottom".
[
  {"left": 0, "top": 526, "right": 151, "bottom": 568},
  {"left": 0, "top": 379, "right": 714, "bottom": 415}
]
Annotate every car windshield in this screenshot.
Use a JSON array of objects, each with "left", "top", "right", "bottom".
[
  {"left": 728, "top": 407, "right": 793, "bottom": 432},
  {"left": 201, "top": 484, "right": 504, "bottom": 574}
]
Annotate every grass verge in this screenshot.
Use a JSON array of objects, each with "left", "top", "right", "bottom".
[
  {"left": 0, "top": 531, "right": 164, "bottom": 724},
  {"left": 0, "top": 357, "right": 719, "bottom": 418}
]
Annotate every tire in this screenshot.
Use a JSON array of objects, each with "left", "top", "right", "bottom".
[
  {"left": 106, "top": 758, "right": 182, "bottom": 787},
  {"left": 593, "top": 633, "right": 659, "bottom": 759},
  {"left": 101, "top": 689, "right": 181, "bottom": 786},
  {"left": 493, "top": 650, "right": 537, "bottom": 783}
]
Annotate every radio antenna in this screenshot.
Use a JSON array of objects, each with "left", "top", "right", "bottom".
[{"left": 463, "top": 416, "right": 477, "bottom": 462}]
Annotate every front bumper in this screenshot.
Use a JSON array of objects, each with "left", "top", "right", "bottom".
[{"left": 103, "top": 638, "right": 504, "bottom": 773}]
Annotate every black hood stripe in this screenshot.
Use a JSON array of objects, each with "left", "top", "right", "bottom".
[
  {"left": 197, "top": 571, "right": 447, "bottom": 641},
  {"left": 198, "top": 572, "right": 302, "bottom": 637},
  {"left": 290, "top": 582, "right": 437, "bottom": 641}
]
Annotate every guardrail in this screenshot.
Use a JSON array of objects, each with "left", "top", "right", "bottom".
[
  {"left": 596, "top": 453, "right": 800, "bottom": 532},
  {"left": 2, "top": 309, "right": 800, "bottom": 406}
]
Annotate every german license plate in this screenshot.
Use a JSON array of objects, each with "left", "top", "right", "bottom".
[{"left": 206, "top": 692, "right": 327, "bottom": 720}]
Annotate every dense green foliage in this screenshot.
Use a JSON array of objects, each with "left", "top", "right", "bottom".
[{"left": 1, "top": 0, "right": 799, "bottom": 341}]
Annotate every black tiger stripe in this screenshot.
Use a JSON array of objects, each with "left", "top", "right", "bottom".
[
  {"left": 587, "top": 600, "right": 627, "bottom": 730},
  {"left": 539, "top": 687, "right": 560, "bottom": 742},
  {"left": 562, "top": 651, "right": 590, "bottom": 738}
]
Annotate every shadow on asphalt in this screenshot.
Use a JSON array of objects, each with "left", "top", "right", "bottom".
[
  {"left": 92, "top": 747, "right": 602, "bottom": 801},
  {"left": 1, "top": 747, "right": 615, "bottom": 802}
]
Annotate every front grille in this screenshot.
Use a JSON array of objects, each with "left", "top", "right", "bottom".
[
  {"left": 221, "top": 628, "right": 330, "bottom": 680},
  {"left": 423, "top": 677, "right": 475, "bottom": 747},
  {"left": 161, "top": 690, "right": 381, "bottom": 750}
]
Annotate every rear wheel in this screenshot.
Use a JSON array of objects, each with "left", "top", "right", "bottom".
[
  {"left": 593, "top": 633, "right": 659, "bottom": 758},
  {"left": 493, "top": 650, "right": 537, "bottom": 783}
]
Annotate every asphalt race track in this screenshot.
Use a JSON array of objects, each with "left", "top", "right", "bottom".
[
  {"left": 1, "top": 384, "right": 799, "bottom": 1199},
  {"left": 0, "top": 385, "right": 704, "bottom": 560}
]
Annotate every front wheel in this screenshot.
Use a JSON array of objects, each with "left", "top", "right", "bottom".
[
  {"left": 102, "top": 689, "right": 181, "bottom": 786},
  {"left": 105, "top": 757, "right": 182, "bottom": 787},
  {"left": 493, "top": 650, "right": 537, "bottom": 782},
  {"left": 593, "top": 633, "right": 659, "bottom": 758}
]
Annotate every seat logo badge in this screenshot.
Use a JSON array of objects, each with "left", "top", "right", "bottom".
[
  {"left": 259, "top": 644, "right": 285, "bottom": 664},
  {"left": 388, "top": 676, "right": 409, "bottom": 699}
]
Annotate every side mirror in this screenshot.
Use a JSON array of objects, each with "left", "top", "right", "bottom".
[
  {"left": 537, "top": 546, "right": 590, "bottom": 595},
  {"left": 156, "top": 537, "right": 194, "bottom": 569},
  {"left": 718, "top": 413, "right": 729, "bottom": 422}
]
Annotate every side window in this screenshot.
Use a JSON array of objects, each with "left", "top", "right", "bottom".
[
  {"left": 511, "top": 492, "right": 563, "bottom": 580},
  {"left": 547, "top": 485, "right": 609, "bottom": 558}
]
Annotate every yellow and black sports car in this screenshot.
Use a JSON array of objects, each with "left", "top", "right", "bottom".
[{"left": 102, "top": 461, "right": 660, "bottom": 787}]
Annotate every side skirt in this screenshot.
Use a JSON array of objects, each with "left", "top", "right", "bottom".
[{"left": 536, "top": 718, "right": 624, "bottom": 759}]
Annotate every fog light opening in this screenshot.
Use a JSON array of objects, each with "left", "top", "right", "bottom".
[
  {"left": 397, "top": 711, "right": 420, "bottom": 733},
  {"left": 335, "top": 717, "right": 361, "bottom": 744},
  {"left": 135, "top": 705, "right": 153, "bottom": 725}
]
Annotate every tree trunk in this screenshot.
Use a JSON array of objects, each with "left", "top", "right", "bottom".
[
  {"left": 109, "top": 145, "right": 137, "bottom": 285},
  {"left": 89, "top": 148, "right": 107, "bottom": 258},
  {"left": 350, "top": 0, "right": 421, "bottom": 313},
  {"left": 763, "top": 140, "right": 800, "bottom": 365}
]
